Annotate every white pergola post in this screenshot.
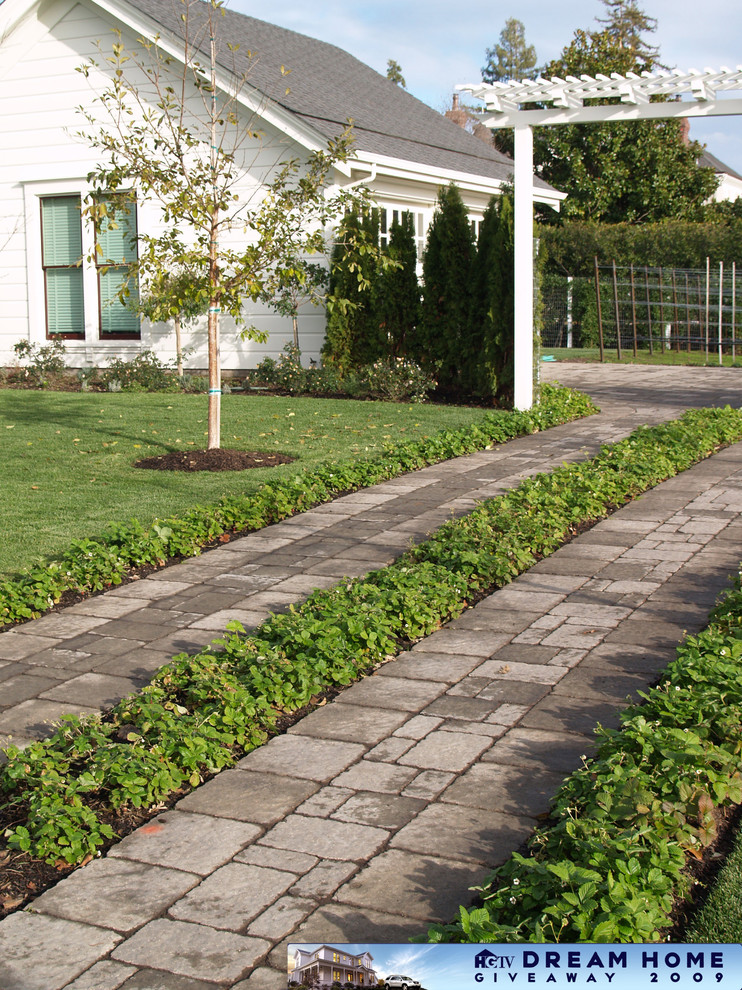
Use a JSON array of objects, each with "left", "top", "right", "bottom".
[
  {"left": 513, "top": 124, "right": 534, "bottom": 410},
  {"left": 457, "top": 66, "right": 742, "bottom": 410}
]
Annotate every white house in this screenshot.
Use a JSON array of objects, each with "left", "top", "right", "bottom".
[
  {"left": 289, "top": 945, "right": 377, "bottom": 986},
  {"left": 0, "top": 0, "right": 564, "bottom": 371},
  {"left": 699, "top": 149, "right": 742, "bottom": 203}
]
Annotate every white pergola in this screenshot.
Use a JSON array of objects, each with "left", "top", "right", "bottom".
[{"left": 457, "top": 67, "right": 742, "bottom": 409}]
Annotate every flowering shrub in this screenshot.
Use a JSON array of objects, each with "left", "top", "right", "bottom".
[
  {"left": 11, "top": 339, "right": 68, "bottom": 387},
  {"left": 347, "top": 357, "right": 436, "bottom": 403},
  {"left": 246, "top": 344, "right": 310, "bottom": 395},
  {"left": 246, "top": 345, "right": 435, "bottom": 402},
  {"left": 97, "top": 350, "right": 177, "bottom": 392}
]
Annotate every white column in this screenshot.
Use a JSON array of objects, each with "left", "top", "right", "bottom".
[{"left": 513, "top": 123, "right": 534, "bottom": 410}]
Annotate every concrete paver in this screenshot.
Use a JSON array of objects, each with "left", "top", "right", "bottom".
[{"left": 1, "top": 364, "right": 742, "bottom": 986}]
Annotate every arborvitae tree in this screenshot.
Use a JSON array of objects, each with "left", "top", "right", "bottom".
[
  {"left": 417, "top": 184, "right": 475, "bottom": 393},
  {"left": 322, "top": 212, "right": 361, "bottom": 370},
  {"left": 377, "top": 212, "right": 420, "bottom": 356},
  {"left": 322, "top": 209, "right": 383, "bottom": 370},
  {"left": 467, "top": 193, "right": 515, "bottom": 402}
]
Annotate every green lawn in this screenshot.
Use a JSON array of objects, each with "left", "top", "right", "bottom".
[
  {"left": 683, "top": 823, "right": 742, "bottom": 942},
  {"left": 543, "top": 347, "right": 742, "bottom": 367},
  {"left": 0, "top": 391, "right": 490, "bottom": 579}
]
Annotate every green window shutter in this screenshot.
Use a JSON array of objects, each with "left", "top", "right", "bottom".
[
  {"left": 41, "top": 196, "right": 84, "bottom": 335},
  {"left": 96, "top": 197, "right": 137, "bottom": 264},
  {"left": 46, "top": 269, "right": 85, "bottom": 334},
  {"left": 41, "top": 196, "right": 82, "bottom": 266},
  {"left": 96, "top": 195, "right": 140, "bottom": 336},
  {"left": 99, "top": 266, "right": 140, "bottom": 335}
]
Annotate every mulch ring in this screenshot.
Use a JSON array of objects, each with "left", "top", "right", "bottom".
[{"left": 134, "top": 448, "right": 296, "bottom": 472}]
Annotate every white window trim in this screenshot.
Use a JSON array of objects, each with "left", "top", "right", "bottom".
[{"left": 23, "top": 178, "right": 138, "bottom": 347}]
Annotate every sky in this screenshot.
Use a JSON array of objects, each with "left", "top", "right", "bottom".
[{"left": 229, "top": 0, "right": 742, "bottom": 176}]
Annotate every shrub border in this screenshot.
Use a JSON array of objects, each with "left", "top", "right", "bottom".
[{"left": 3, "top": 406, "right": 742, "bottom": 872}]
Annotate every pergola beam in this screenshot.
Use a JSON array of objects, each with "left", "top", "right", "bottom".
[
  {"left": 457, "top": 67, "right": 742, "bottom": 410},
  {"left": 481, "top": 97, "right": 742, "bottom": 130}
]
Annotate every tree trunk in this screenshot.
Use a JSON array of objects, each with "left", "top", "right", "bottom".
[
  {"left": 175, "top": 313, "right": 183, "bottom": 377},
  {"left": 207, "top": 302, "right": 221, "bottom": 449},
  {"left": 207, "top": 23, "right": 221, "bottom": 451},
  {"left": 292, "top": 312, "right": 299, "bottom": 349}
]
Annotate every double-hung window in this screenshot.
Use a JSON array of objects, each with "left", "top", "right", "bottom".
[
  {"left": 41, "top": 195, "right": 85, "bottom": 338},
  {"left": 38, "top": 192, "right": 140, "bottom": 340},
  {"left": 95, "top": 196, "right": 140, "bottom": 338}
]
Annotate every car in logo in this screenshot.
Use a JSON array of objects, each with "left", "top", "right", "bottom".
[{"left": 384, "top": 976, "right": 421, "bottom": 990}]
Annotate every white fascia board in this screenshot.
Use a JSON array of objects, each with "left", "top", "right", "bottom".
[
  {"left": 350, "top": 150, "right": 565, "bottom": 208},
  {"left": 76, "top": 0, "right": 351, "bottom": 175},
  {"left": 483, "top": 97, "right": 742, "bottom": 129}
]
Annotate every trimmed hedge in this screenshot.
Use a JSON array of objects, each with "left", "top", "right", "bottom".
[
  {"left": 539, "top": 220, "right": 742, "bottom": 279},
  {"left": 0, "top": 384, "right": 594, "bottom": 629},
  {"left": 2, "top": 406, "right": 742, "bottom": 869}
]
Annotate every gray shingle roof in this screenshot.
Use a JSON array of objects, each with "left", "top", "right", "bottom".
[
  {"left": 131, "top": 0, "right": 551, "bottom": 189},
  {"left": 698, "top": 148, "right": 742, "bottom": 182}
]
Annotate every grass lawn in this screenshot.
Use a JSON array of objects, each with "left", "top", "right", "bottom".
[
  {"left": 683, "top": 823, "right": 742, "bottom": 942},
  {"left": 543, "top": 347, "right": 742, "bottom": 366},
  {"left": 0, "top": 390, "right": 491, "bottom": 580}
]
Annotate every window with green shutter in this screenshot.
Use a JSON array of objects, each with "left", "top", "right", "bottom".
[
  {"left": 95, "top": 196, "right": 140, "bottom": 338},
  {"left": 40, "top": 195, "right": 84, "bottom": 338}
]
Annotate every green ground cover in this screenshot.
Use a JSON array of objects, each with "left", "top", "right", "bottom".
[
  {"left": 2, "top": 406, "right": 740, "bottom": 874},
  {"left": 544, "top": 347, "right": 742, "bottom": 366},
  {"left": 0, "top": 392, "right": 490, "bottom": 579}
]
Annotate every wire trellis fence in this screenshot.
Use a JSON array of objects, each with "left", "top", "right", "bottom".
[{"left": 541, "top": 258, "right": 742, "bottom": 362}]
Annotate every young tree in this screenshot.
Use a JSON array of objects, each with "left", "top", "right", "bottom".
[
  {"left": 386, "top": 59, "right": 406, "bottom": 87},
  {"left": 416, "top": 184, "right": 474, "bottom": 392},
  {"left": 534, "top": 28, "right": 718, "bottom": 222},
  {"left": 482, "top": 18, "right": 538, "bottom": 83},
  {"left": 78, "top": 0, "right": 364, "bottom": 448},
  {"left": 138, "top": 267, "right": 206, "bottom": 376}
]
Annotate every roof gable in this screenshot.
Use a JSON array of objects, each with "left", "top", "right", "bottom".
[{"left": 128, "top": 0, "right": 526, "bottom": 185}]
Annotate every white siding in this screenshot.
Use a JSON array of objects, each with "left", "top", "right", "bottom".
[{"left": 0, "top": 0, "right": 325, "bottom": 369}]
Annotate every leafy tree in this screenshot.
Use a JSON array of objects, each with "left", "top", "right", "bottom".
[
  {"left": 597, "top": 0, "right": 659, "bottom": 60},
  {"left": 534, "top": 29, "right": 718, "bottom": 222},
  {"left": 138, "top": 267, "right": 206, "bottom": 376},
  {"left": 417, "top": 183, "right": 474, "bottom": 391},
  {"left": 78, "top": 0, "right": 364, "bottom": 448},
  {"left": 386, "top": 59, "right": 406, "bottom": 87},
  {"left": 377, "top": 212, "right": 420, "bottom": 356},
  {"left": 482, "top": 18, "right": 538, "bottom": 83},
  {"left": 467, "top": 193, "right": 514, "bottom": 401}
]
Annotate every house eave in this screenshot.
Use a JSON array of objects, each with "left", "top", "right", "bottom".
[{"left": 349, "top": 150, "right": 566, "bottom": 209}]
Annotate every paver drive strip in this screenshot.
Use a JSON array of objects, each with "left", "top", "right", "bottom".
[
  {"left": 0, "top": 371, "right": 724, "bottom": 749},
  {"left": 0, "top": 365, "right": 741, "bottom": 990}
]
